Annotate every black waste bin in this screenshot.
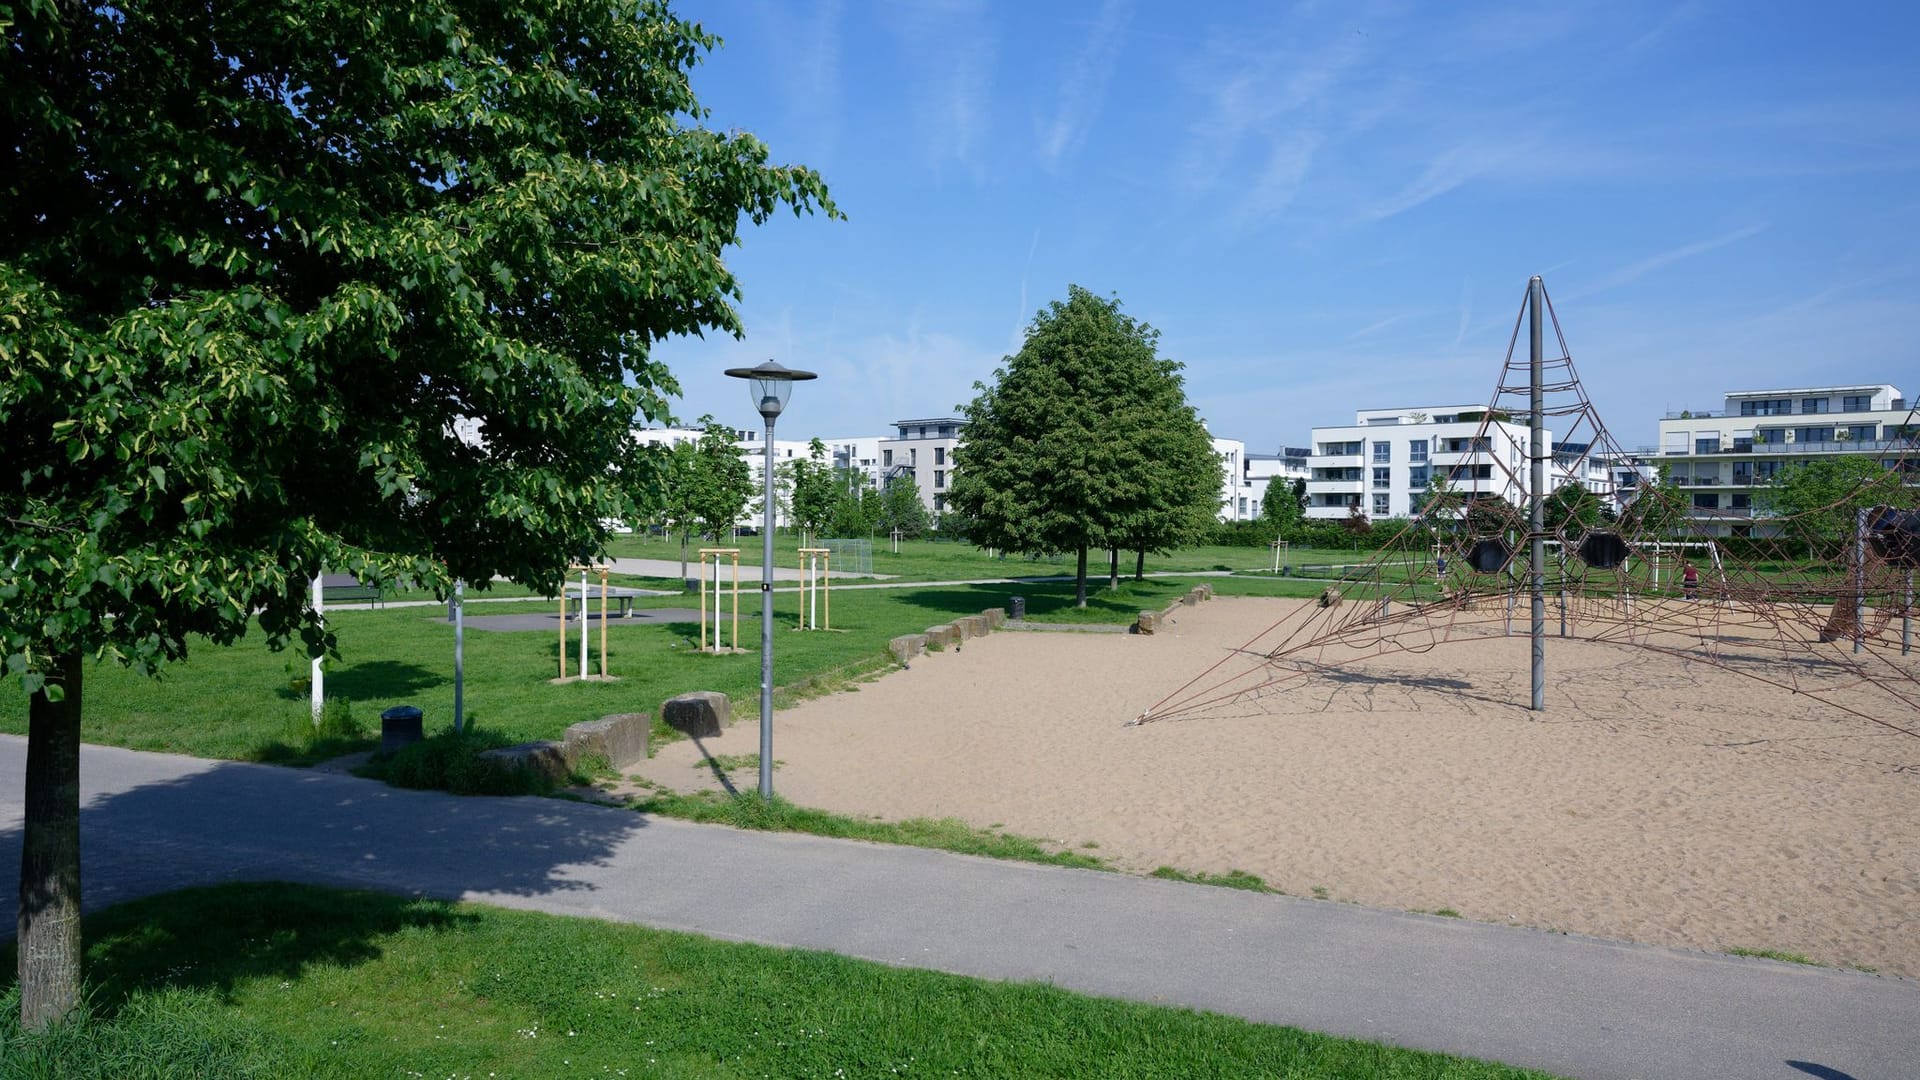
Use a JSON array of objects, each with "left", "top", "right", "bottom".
[
  {"left": 380, "top": 705, "right": 424, "bottom": 756},
  {"left": 1009, "top": 596, "right": 1026, "bottom": 620}
]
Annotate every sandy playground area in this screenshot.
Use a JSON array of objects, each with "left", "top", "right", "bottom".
[{"left": 630, "top": 595, "right": 1920, "bottom": 977}]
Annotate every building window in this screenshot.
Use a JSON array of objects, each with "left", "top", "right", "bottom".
[
  {"left": 1694, "top": 437, "right": 1719, "bottom": 454},
  {"left": 934, "top": 495, "right": 946, "bottom": 513},
  {"left": 1842, "top": 394, "right": 1874, "bottom": 412},
  {"left": 934, "top": 446, "right": 945, "bottom": 465},
  {"left": 1739, "top": 399, "right": 1791, "bottom": 416},
  {"left": 1372, "top": 494, "right": 1390, "bottom": 516},
  {"left": 1409, "top": 465, "right": 1429, "bottom": 489},
  {"left": 1372, "top": 441, "right": 1391, "bottom": 463},
  {"left": 934, "top": 470, "right": 945, "bottom": 489},
  {"left": 1692, "top": 493, "right": 1719, "bottom": 509},
  {"left": 1801, "top": 397, "right": 1828, "bottom": 414},
  {"left": 1372, "top": 467, "right": 1391, "bottom": 489},
  {"left": 1730, "top": 493, "right": 1750, "bottom": 510},
  {"left": 1796, "top": 426, "right": 1835, "bottom": 444},
  {"left": 909, "top": 448, "right": 918, "bottom": 465},
  {"left": 1409, "top": 439, "right": 1428, "bottom": 463},
  {"left": 882, "top": 449, "right": 892, "bottom": 467}
]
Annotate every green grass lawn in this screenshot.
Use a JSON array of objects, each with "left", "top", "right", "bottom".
[
  {"left": 0, "top": 882, "right": 1564, "bottom": 1079},
  {"left": 607, "top": 533, "right": 1379, "bottom": 581},
  {"left": 0, "top": 573, "right": 1337, "bottom": 764}
]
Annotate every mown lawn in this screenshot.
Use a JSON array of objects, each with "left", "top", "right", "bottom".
[
  {"left": 0, "top": 574, "right": 1332, "bottom": 764},
  {"left": 0, "top": 882, "right": 1565, "bottom": 1080}
]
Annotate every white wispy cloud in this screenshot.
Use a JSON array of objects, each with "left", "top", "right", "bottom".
[
  {"left": 884, "top": 0, "right": 997, "bottom": 179},
  {"left": 1577, "top": 223, "right": 1770, "bottom": 297},
  {"left": 1040, "top": 0, "right": 1130, "bottom": 168}
]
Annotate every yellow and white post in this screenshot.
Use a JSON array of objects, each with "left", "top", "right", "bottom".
[
  {"left": 799, "top": 547, "right": 831, "bottom": 630},
  {"left": 698, "top": 548, "right": 741, "bottom": 652}
]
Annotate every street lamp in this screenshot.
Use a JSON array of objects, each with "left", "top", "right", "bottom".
[{"left": 724, "top": 359, "right": 817, "bottom": 800}]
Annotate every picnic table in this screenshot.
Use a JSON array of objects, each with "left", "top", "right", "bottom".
[{"left": 563, "top": 585, "right": 656, "bottom": 620}]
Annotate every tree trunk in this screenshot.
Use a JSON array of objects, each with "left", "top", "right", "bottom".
[
  {"left": 1134, "top": 548, "right": 1146, "bottom": 581},
  {"left": 1107, "top": 547, "right": 1119, "bottom": 591},
  {"left": 1075, "top": 544, "right": 1088, "bottom": 608},
  {"left": 19, "top": 650, "right": 83, "bottom": 1029},
  {"left": 679, "top": 529, "right": 690, "bottom": 583}
]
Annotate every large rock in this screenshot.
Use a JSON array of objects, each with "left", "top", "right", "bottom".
[
  {"left": 565, "top": 713, "right": 650, "bottom": 768},
  {"left": 478, "top": 741, "right": 572, "bottom": 786},
  {"left": 924, "top": 624, "right": 957, "bottom": 649},
  {"left": 980, "top": 607, "right": 1007, "bottom": 629},
  {"left": 1135, "top": 610, "right": 1161, "bottom": 635},
  {"left": 663, "top": 691, "right": 731, "bottom": 738},
  {"left": 888, "top": 634, "right": 926, "bottom": 665}
]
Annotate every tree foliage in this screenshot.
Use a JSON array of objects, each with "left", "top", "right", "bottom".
[
  {"left": 689, "top": 420, "right": 756, "bottom": 542},
  {"left": 785, "top": 438, "right": 836, "bottom": 546},
  {"left": 1764, "top": 457, "right": 1903, "bottom": 550},
  {"left": 950, "top": 286, "right": 1214, "bottom": 605},
  {"left": 0, "top": 0, "right": 835, "bottom": 1026},
  {"left": 877, "top": 480, "right": 931, "bottom": 540},
  {"left": 1262, "top": 477, "right": 1306, "bottom": 531}
]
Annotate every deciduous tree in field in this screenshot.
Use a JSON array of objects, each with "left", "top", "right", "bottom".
[
  {"left": 0, "top": 0, "right": 835, "bottom": 1027},
  {"left": 951, "top": 286, "right": 1214, "bottom": 606}
]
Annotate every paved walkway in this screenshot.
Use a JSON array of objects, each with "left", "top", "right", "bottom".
[{"left": 0, "top": 739, "right": 1909, "bottom": 1080}]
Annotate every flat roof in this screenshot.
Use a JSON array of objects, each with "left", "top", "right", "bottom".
[{"left": 889, "top": 417, "right": 967, "bottom": 426}]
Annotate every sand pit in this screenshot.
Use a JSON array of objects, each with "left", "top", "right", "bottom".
[{"left": 630, "top": 596, "right": 1920, "bottom": 977}]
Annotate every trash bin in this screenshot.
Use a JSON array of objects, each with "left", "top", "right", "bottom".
[
  {"left": 380, "top": 705, "right": 424, "bottom": 756},
  {"left": 1009, "top": 596, "right": 1026, "bottom": 619}
]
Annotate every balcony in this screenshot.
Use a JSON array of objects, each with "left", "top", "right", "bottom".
[
  {"left": 1313, "top": 453, "right": 1363, "bottom": 467},
  {"left": 1307, "top": 479, "right": 1364, "bottom": 494}
]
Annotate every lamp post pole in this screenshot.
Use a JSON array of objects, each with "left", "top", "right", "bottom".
[
  {"left": 725, "top": 360, "right": 817, "bottom": 802},
  {"left": 757, "top": 414, "right": 777, "bottom": 798}
]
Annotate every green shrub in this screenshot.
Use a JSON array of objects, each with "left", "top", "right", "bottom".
[{"left": 369, "top": 727, "right": 548, "bottom": 797}]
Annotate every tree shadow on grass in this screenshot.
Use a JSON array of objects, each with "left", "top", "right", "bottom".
[
  {"left": 0, "top": 882, "right": 476, "bottom": 1017},
  {"left": 0, "top": 744, "right": 651, "bottom": 1009},
  {"left": 271, "top": 660, "right": 443, "bottom": 702}
]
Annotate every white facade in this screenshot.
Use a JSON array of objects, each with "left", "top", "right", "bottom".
[
  {"left": 1654, "top": 383, "right": 1917, "bottom": 536},
  {"left": 822, "top": 434, "right": 885, "bottom": 493},
  {"left": 878, "top": 417, "right": 965, "bottom": 515},
  {"left": 1211, "top": 437, "right": 1247, "bottom": 521},
  {"left": 1305, "top": 405, "right": 1603, "bottom": 521},
  {"left": 1240, "top": 448, "right": 1310, "bottom": 521}
]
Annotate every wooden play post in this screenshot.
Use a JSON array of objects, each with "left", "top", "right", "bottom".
[
  {"left": 699, "top": 548, "right": 741, "bottom": 652},
  {"left": 799, "top": 547, "right": 831, "bottom": 630}
]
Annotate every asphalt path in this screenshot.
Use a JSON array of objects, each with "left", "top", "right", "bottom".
[{"left": 0, "top": 737, "right": 1911, "bottom": 1080}]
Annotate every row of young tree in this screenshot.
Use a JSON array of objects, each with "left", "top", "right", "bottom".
[{"left": 949, "top": 286, "right": 1222, "bottom": 606}]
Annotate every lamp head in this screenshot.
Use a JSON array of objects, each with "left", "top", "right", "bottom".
[{"left": 724, "top": 360, "right": 817, "bottom": 423}]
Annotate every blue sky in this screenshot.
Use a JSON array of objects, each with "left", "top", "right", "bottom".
[{"left": 654, "top": 0, "right": 1920, "bottom": 452}]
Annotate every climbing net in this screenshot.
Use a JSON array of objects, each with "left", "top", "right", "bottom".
[{"left": 1137, "top": 280, "right": 1920, "bottom": 739}]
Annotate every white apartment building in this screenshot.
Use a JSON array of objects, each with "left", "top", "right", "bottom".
[
  {"left": 878, "top": 417, "right": 965, "bottom": 515},
  {"left": 1305, "top": 405, "right": 1605, "bottom": 521},
  {"left": 823, "top": 435, "right": 885, "bottom": 493},
  {"left": 1654, "top": 383, "right": 1918, "bottom": 536},
  {"left": 1212, "top": 436, "right": 1247, "bottom": 521},
  {"left": 1240, "top": 448, "right": 1311, "bottom": 520}
]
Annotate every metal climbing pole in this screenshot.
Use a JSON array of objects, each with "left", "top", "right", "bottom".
[{"left": 1529, "top": 276, "right": 1546, "bottom": 712}]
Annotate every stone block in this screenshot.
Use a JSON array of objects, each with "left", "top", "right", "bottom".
[
  {"left": 960, "top": 614, "right": 988, "bottom": 639},
  {"left": 889, "top": 634, "right": 926, "bottom": 665},
  {"left": 565, "top": 713, "right": 650, "bottom": 769},
  {"left": 478, "top": 741, "right": 572, "bottom": 786},
  {"left": 1180, "top": 590, "right": 1199, "bottom": 606},
  {"left": 1318, "top": 587, "right": 1343, "bottom": 609},
  {"left": 981, "top": 607, "right": 1006, "bottom": 629},
  {"left": 663, "top": 691, "right": 731, "bottom": 738},
  {"left": 925, "top": 624, "right": 957, "bottom": 649},
  {"left": 1135, "top": 610, "right": 1161, "bottom": 635}
]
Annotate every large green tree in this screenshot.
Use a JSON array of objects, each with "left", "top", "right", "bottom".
[
  {"left": 1763, "top": 456, "right": 1904, "bottom": 550},
  {"left": 951, "top": 286, "right": 1190, "bottom": 606},
  {"left": 1106, "top": 363, "right": 1220, "bottom": 584},
  {"left": 0, "top": 0, "right": 834, "bottom": 1026},
  {"left": 687, "top": 419, "right": 756, "bottom": 544},
  {"left": 785, "top": 438, "right": 837, "bottom": 548}
]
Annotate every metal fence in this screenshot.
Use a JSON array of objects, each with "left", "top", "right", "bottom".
[{"left": 822, "top": 538, "right": 873, "bottom": 576}]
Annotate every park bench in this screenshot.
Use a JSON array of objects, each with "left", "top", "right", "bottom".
[{"left": 320, "top": 573, "right": 384, "bottom": 609}]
